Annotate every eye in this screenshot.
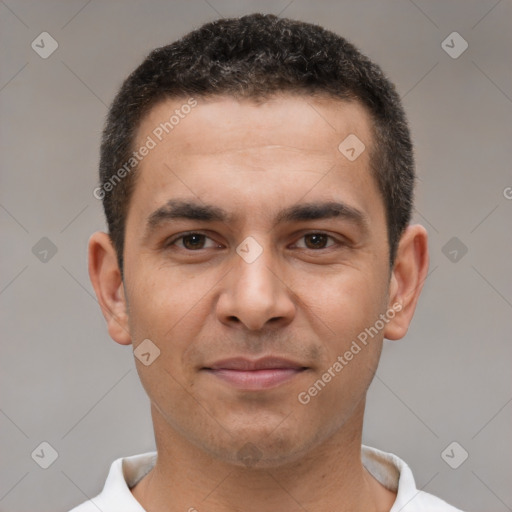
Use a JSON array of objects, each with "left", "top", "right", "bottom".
[
  {"left": 165, "top": 232, "right": 221, "bottom": 250},
  {"left": 293, "top": 232, "right": 339, "bottom": 250}
]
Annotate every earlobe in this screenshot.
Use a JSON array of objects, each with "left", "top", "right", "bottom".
[
  {"left": 384, "top": 224, "right": 429, "bottom": 341},
  {"left": 88, "top": 231, "right": 132, "bottom": 345}
]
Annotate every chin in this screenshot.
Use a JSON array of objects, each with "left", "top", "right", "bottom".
[{"left": 201, "top": 423, "right": 321, "bottom": 470}]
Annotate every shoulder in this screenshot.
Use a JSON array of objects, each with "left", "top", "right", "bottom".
[
  {"left": 67, "top": 451, "right": 157, "bottom": 512},
  {"left": 404, "top": 489, "right": 465, "bottom": 511},
  {"left": 361, "top": 445, "right": 465, "bottom": 512}
]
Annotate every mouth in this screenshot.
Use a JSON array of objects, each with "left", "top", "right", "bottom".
[{"left": 202, "top": 357, "right": 309, "bottom": 390}]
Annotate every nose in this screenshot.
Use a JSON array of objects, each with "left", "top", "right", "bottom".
[{"left": 216, "top": 238, "right": 296, "bottom": 331}]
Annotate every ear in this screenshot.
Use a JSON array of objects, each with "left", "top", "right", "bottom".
[
  {"left": 88, "top": 231, "right": 132, "bottom": 345},
  {"left": 384, "top": 224, "right": 429, "bottom": 341}
]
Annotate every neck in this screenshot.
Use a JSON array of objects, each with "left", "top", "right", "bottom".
[{"left": 131, "top": 399, "right": 395, "bottom": 512}]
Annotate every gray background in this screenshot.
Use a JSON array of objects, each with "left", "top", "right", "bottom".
[{"left": 1, "top": 0, "right": 511, "bottom": 511}]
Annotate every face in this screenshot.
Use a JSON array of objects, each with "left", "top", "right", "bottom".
[{"left": 102, "top": 94, "right": 406, "bottom": 467}]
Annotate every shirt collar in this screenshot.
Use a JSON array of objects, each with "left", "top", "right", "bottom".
[{"left": 89, "top": 446, "right": 425, "bottom": 511}]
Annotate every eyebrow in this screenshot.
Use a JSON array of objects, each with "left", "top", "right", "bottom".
[
  {"left": 275, "top": 201, "right": 368, "bottom": 229},
  {"left": 146, "top": 200, "right": 233, "bottom": 229},
  {"left": 144, "top": 198, "right": 369, "bottom": 240}
]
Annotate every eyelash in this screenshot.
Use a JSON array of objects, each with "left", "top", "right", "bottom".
[{"left": 163, "top": 231, "right": 343, "bottom": 251}]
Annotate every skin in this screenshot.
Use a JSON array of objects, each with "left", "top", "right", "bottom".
[{"left": 89, "top": 94, "right": 429, "bottom": 512}]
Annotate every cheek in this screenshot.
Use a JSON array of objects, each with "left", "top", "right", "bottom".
[
  {"left": 126, "top": 272, "right": 205, "bottom": 415},
  {"left": 294, "top": 271, "right": 386, "bottom": 421},
  {"left": 298, "top": 265, "right": 387, "bottom": 344},
  {"left": 127, "top": 266, "right": 221, "bottom": 385},
  {"left": 128, "top": 265, "right": 198, "bottom": 328},
  {"left": 126, "top": 269, "right": 197, "bottom": 365}
]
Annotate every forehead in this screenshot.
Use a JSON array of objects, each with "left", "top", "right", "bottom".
[
  {"left": 136, "top": 93, "right": 373, "bottom": 158},
  {"left": 127, "top": 94, "right": 383, "bottom": 232}
]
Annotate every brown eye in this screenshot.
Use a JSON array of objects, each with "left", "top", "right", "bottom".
[
  {"left": 295, "top": 233, "right": 337, "bottom": 250},
  {"left": 162, "top": 231, "right": 223, "bottom": 253},
  {"left": 304, "top": 233, "right": 329, "bottom": 249},
  {"left": 181, "top": 234, "right": 206, "bottom": 250},
  {"left": 165, "top": 232, "right": 220, "bottom": 251}
]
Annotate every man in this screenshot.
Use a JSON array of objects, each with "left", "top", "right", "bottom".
[{"left": 72, "top": 13, "right": 463, "bottom": 512}]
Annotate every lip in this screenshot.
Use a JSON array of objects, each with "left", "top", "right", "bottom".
[{"left": 203, "top": 357, "right": 308, "bottom": 390}]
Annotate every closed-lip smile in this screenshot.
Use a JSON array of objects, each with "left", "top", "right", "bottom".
[{"left": 203, "top": 356, "right": 309, "bottom": 390}]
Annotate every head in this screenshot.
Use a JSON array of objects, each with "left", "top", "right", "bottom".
[
  {"left": 89, "top": 14, "right": 428, "bottom": 468},
  {"left": 97, "top": 13, "right": 415, "bottom": 275}
]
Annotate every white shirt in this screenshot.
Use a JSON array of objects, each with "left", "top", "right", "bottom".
[{"left": 69, "top": 445, "right": 464, "bottom": 511}]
